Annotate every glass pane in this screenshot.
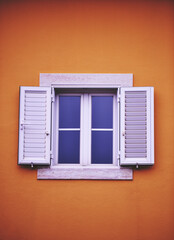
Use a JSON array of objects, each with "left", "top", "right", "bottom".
[
  {"left": 92, "top": 96, "right": 113, "bottom": 128},
  {"left": 91, "top": 131, "right": 113, "bottom": 164},
  {"left": 58, "top": 131, "right": 80, "bottom": 164},
  {"left": 59, "top": 96, "right": 80, "bottom": 128}
]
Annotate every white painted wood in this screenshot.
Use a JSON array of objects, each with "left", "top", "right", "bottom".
[
  {"left": 120, "top": 87, "right": 154, "bottom": 165},
  {"left": 18, "top": 86, "right": 51, "bottom": 165},
  {"left": 81, "top": 93, "right": 90, "bottom": 166},
  {"left": 37, "top": 166, "right": 133, "bottom": 180},
  {"left": 80, "top": 95, "right": 84, "bottom": 166},
  {"left": 40, "top": 73, "right": 133, "bottom": 87}
]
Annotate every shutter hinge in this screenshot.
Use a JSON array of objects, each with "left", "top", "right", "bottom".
[
  {"left": 50, "top": 151, "right": 53, "bottom": 163},
  {"left": 117, "top": 151, "right": 121, "bottom": 165},
  {"left": 117, "top": 94, "right": 121, "bottom": 103},
  {"left": 51, "top": 87, "right": 55, "bottom": 102},
  {"left": 51, "top": 94, "right": 55, "bottom": 102}
]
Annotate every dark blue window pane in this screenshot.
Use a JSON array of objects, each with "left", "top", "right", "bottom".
[
  {"left": 92, "top": 131, "right": 113, "bottom": 164},
  {"left": 58, "top": 131, "right": 80, "bottom": 164},
  {"left": 92, "top": 96, "right": 113, "bottom": 128},
  {"left": 59, "top": 96, "right": 80, "bottom": 128}
]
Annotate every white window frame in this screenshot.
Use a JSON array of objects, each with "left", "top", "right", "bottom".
[
  {"left": 54, "top": 91, "right": 117, "bottom": 167},
  {"left": 37, "top": 73, "right": 133, "bottom": 180}
]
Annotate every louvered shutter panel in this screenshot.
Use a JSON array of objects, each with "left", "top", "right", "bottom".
[
  {"left": 18, "top": 87, "right": 51, "bottom": 165},
  {"left": 120, "top": 87, "right": 154, "bottom": 165}
]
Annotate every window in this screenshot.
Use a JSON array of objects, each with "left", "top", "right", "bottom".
[
  {"left": 54, "top": 90, "right": 117, "bottom": 167},
  {"left": 18, "top": 74, "right": 154, "bottom": 180}
]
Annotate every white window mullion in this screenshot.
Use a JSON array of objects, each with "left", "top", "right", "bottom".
[{"left": 81, "top": 93, "right": 90, "bottom": 166}]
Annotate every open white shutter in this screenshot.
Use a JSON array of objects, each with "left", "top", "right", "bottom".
[
  {"left": 120, "top": 87, "right": 154, "bottom": 165},
  {"left": 18, "top": 86, "right": 51, "bottom": 165}
]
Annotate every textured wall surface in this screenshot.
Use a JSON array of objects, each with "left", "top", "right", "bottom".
[{"left": 0, "top": 0, "right": 174, "bottom": 240}]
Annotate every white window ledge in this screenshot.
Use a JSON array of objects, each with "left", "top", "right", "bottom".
[
  {"left": 37, "top": 167, "right": 133, "bottom": 180},
  {"left": 40, "top": 73, "right": 133, "bottom": 87}
]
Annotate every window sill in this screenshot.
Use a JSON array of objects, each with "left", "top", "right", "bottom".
[{"left": 37, "top": 166, "right": 133, "bottom": 180}]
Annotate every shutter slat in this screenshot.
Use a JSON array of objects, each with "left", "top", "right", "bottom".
[
  {"left": 125, "top": 91, "right": 146, "bottom": 94},
  {"left": 24, "top": 139, "right": 46, "bottom": 143},
  {"left": 18, "top": 86, "right": 51, "bottom": 165},
  {"left": 25, "top": 133, "right": 46, "bottom": 139},
  {"left": 125, "top": 148, "right": 147, "bottom": 153},
  {"left": 23, "top": 121, "right": 46, "bottom": 125},
  {"left": 25, "top": 94, "right": 46, "bottom": 98},
  {"left": 126, "top": 116, "right": 146, "bottom": 121},
  {"left": 25, "top": 102, "right": 47, "bottom": 107},
  {"left": 25, "top": 96, "right": 47, "bottom": 103},
  {"left": 120, "top": 87, "right": 154, "bottom": 165},
  {"left": 25, "top": 106, "right": 46, "bottom": 112},
  {"left": 126, "top": 107, "right": 146, "bottom": 112},
  {"left": 125, "top": 103, "right": 146, "bottom": 107},
  {"left": 24, "top": 125, "right": 46, "bottom": 130},
  {"left": 125, "top": 130, "right": 146, "bottom": 135},
  {"left": 25, "top": 143, "right": 45, "bottom": 148},
  {"left": 125, "top": 112, "right": 146, "bottom": 116},
  {"left": 125, "top": 144, "right": 146, "bottom": 148},
  {"left": 24, "top": 153, "right": 46, "bottom": 157},
  {"left": 125, "top": 121, "right": 146, "bottom": 125},
  {"left": 25, "top": 112, "right": 46, "bottom": 116},
  {"left": 125, "top": 139, "right": 146, "bottom": 144},
  {"left": 125, "top": 153, "right": 147, "bottom": 158},
  {"left": 24, "top": 130, "right": 46, "bottom": 134},
  {"left": 125, "top": 125, "right": 146, "bottom": 130},
  {"left": 125, "top": 98, "right": 146, "bottom": 103},
  {"left": 24, "top": 148, "right": 45, "bottom": 153},
  {"left": 25, "top": 115, "right": 46, "bottom": 121},
  {"left": 125, "top": 94, "right": 146, "bottom": 98},
  {"left": 125, "top": 135, "right": 146, "bottom": 139}
]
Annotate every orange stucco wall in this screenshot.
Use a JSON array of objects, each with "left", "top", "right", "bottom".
[{"left": 0, "top": 0, "right": 174, "bottom": 240}]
